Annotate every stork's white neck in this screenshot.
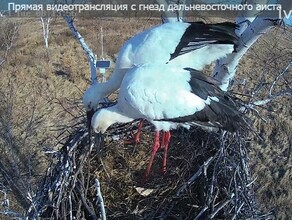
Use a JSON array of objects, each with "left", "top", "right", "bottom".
[
  {"left": 107, "top": 105, "right": 135, "bottom": 124},
  {"left": 92, "top": 105, "right": 135, "bottom": 133},
  {"left": 94, "top": 68, "right": 128, "bottom": 97}
]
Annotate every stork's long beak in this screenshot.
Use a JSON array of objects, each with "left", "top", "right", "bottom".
[
  {"left": 87, "top": 109, "right": 95, "bottom": 147},
  {"left": 95, "top": 131, "right": 105, "bottom": 154}
]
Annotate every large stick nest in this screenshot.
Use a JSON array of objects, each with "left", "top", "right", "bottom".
[{"left": 26, "top": 109, "right": 274, "bottom": 219}]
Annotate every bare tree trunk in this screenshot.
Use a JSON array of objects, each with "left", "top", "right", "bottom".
[
  {"left": 40, "top": 17, "right": 50, "bottom": 49},
  {"left": 156, "top": 0, "right": 185, "bottom": 22},
  {"left": 213, "top": 0, "right": 292, "bottom": 91},
  {"left": 212, "top": 17, "right": 280, "bottom": 91},
  {"left": 63, "top": 15, "right": 98, "bottom": 84},
  {"left": 235, "top": 0, "right": 268, "bottom": 36}
]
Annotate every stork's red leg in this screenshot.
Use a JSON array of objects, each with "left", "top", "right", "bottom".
[
  {"left": 161, "top": 131, "right": 166, "bottom": 149},
  {"left": 161, "top": 131, "right": 171, "bottom": 173},
  {"left": 124, "top": 119, "right": 144, "bottom": 145},
  {"left": 134, "top": 119, "right": 144, "bottom": 142},
  {"left": 144, "top": 131, "right": 160, "bottom": 180}
]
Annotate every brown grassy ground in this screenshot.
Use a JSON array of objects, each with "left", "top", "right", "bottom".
[{"left": 0, "top": 16, "right": 291, "bottom": 219}]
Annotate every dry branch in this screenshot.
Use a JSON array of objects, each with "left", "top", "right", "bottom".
[{"left": 0, "top": 20, "right": 19, "bottom": 67}]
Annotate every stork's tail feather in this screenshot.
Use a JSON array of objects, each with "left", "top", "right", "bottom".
[
  {"left": 160, "top": 94, "right": 247, "bottom": 132},
  {"left": 155, "top": 68, "right": 249, "bottom": 133},
  {"left": 157, "top": 94, "right": 249, "bottom": 133}
]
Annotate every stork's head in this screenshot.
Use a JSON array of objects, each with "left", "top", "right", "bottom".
[
  {"left": 91, "top": 108, "right": 115, "bottom": 134},
  {"left": 83, "top": 85, "right": 105, "bottom": 112},
  {"left": 83, "top": 85, "right": 106, "bottom": 134}
]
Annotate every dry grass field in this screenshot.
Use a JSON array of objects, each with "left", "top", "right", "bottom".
[{"left": 0, "top": 15, "right": 291, "bottom": 219}]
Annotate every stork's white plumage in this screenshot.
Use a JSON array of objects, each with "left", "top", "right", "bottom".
[
  {"left": 83, "top": 21, "right": 238, "bottom": 112},
  {"left": 84, "top": 21, "right": 238, "bottom": 145},
  {"left": 91, "top": 64, "right": 245, "bottom": 178}
]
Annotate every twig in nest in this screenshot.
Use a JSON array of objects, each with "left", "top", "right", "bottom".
[
  {"left": 176, "top": 156, "right": 214, "bottom": 196},
  {"left": 95, "top": 179, "right": 106, "bottom": 220},
  {"left": 194, "top": 206, "right": 208, "bottom": 220},
  {"left": 210, "top": 194, "right": 234, "bottom": 218}
]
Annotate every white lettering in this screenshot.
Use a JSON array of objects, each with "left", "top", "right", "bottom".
[
  {"left": 167, "top": 4, "right": 174, "bottom": 12},
  {"left": 139, "top": 4, "right": 162, "bottom": 11},
  {"left": 158, "top": 4, "right": 165, "bottom": 11},
  {"left": 131, "top": 4, "right": 136, "bottom": 11},
  {"left": 89, "top": 4, "right": 97, "bottom": 10},
  {"left": 283, "top": 9, "right": 292, "bottom": 19},
  {"left": 8, "top": 3, "right": 15, "bottom": 11}
]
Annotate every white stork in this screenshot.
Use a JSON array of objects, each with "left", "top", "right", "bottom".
[
  {"left": 83, "top": 21, "right": 238, "bottom": 143},
  {"left": 91, "top": 64, "right": 245, "bottom": 179}
]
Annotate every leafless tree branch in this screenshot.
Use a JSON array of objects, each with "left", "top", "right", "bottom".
[{"left": 0, "top": 21, "right": 19, "bottom": 67}]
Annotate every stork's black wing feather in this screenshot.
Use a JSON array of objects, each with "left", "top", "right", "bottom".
[
  {"left": 170, "top": 22, "right": 239, "bottom": 61},
  {"left": 156, "top": 69, "right": 246, "bottom": 132}
]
